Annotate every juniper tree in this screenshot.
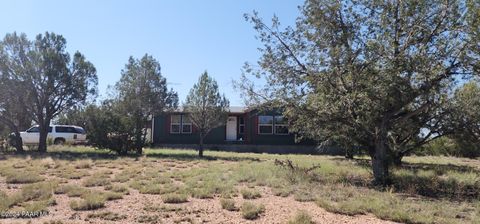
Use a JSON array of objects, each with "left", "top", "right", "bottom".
[
  {"left": 0, "top": 32, "right": 97, "bottom": 152},
  {"left": 237, "top": 0, "right": 479, "bottom": 184},
  {"left": 184, "top": 71, "right": 229, "bottom": 157},
  {"left": 114, "top": 54, "right": 178, "bottom": 154},
  {"left": 448, "top": 81, "right": 480, "bottom": 158}
]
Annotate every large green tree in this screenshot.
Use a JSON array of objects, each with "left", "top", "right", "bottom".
[
  {"left": 0, "top": 76, "right": 31, "bottom": 152},
  {"left": 237, "top": 0, "right": 479, "bottom": 184},
  {"left": 184, "top": 71, "right": 229, "bottom": 157},
  {"left": 448, "top": 81, "right": 480, "bottom": 158},
  {"left": 114, "top": 54, "right": 178, "bottom": 154},
  {"left": 0, "top": 32, "right": 97, "bottom": 152}
]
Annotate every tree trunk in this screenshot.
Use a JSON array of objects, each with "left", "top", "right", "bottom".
[
  {"left": 392, "top": 152, "right": 404, "bottom": 167},
  {"left": 372, "top": 124, "right": 390, "bottom": 185},
  {"left": 198, "top": 136, "right": 204, "bottom": 157},
  {"left": 38, "top": 123, "right": 49, "bottom": 152},
  {"left": 12, "top": 131, "right": 24, "bottom": 152},
  {"left": 345, "top": 148, "right": 354, "bottom": 159}
]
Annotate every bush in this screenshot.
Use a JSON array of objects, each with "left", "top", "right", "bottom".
[
  {"left": 241, "top": 189, "right": 261, "bottom": 199},
  {"left": 417, "top": 136, "right": 480, "bottom": 158},
  {"left": 75, "top": 104, "right": 138, "bottom": 155},
  {"left": 241, "top": 202, "right": 265, "bottom": 220},
  {"left": 162, "top": 193, "right": 188, "bottom": 204},
  {"left": 220, "top": 199, "right": 237, "bottom": 211},
  {"left": 104, "top": 184, "right": 129, "bottom": 194},
  {"left": 5, "top": 171, "right": 44, "bottom": 184},
  {"left": 70, "top": 194, "right": 105, "bottom": 211},
  {"left": 287, "top": 210, "right": 315, "bottom": 224}
]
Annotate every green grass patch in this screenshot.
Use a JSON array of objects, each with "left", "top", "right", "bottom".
[
  {"left": 287, "top": 210, "right": 315, "bottom": 224},
  {"left": 4, "top": 171, "right": 45, "bottom": 184},
  {"left": 220, "top": 198, "right": 238, "bottom": 211},
  {"left": 70, "top": 194, "right": 106, "bottom": 211},
  {"left": 82, "top": 172, "right": 111, "bottom": 187},
  {"left": 162, "top": 193, "right": 188, "bottom": 204},
  {"left": 104, "top": 184, "right": 129, "bottom": 194},
  {"left": 240, "top": 188, "right": 262, "bottom": 199},
  {"left": 241, "top": 202, "right": 265, "bottom": 220}
]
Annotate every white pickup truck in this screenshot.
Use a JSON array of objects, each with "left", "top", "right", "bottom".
[{"left": 20, "top": 125, "right": 87, "bottom": 145}]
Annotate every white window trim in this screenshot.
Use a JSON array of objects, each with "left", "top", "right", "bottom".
[
  {"left": 170, "top": 115, "right": 181, "bottom": 134},
  {"left": 239, "top": 117, "right": 245, "bottom": 134},
  {"left": 258, "top": 116, "right": 274, "bottom": 135},
  {"left": 239, "top": 124, "right": 245, "bottom": 134},
  {"left": 274, "top": 116, "right": 289, "bottom": 135},
  {"left": 171, "top": 114, "right": 193, "bottom": 134},
  {"left": 274, "top": 124, "right": 289, "bottom": 135},
  {"left": 181, "top": 122, "right": 193, "bottom": 134}
]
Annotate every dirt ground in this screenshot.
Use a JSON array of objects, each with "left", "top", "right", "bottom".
[
  {"left": 0, "top": 149, "right": 399, "bottom": 224},
  {"left": 1, "top": 188, "right": 394, "bottom": 224}
]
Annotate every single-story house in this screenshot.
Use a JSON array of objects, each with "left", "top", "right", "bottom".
[{"left": 150, "top": 107, "right": 329, "bottom": 154}]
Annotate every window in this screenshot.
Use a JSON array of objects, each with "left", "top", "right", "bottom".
[
  {"left": 27, "top": 127, "right": 39, "bottom": 133},
  {"left": 74, "top": 127, "right": 86, "bottom": 134},
  {"left": 257, "top": 115, "right": 289, "bottom": 135},
  {"left": 56, "top": 126, "right": 75, "bottom": 133},
  {"left": 239, "top": 117, "right": 245, "bottom": 134},
  {"left": 182, "top": 115, "right": 192, "bottom": 134},
  {"left": 27, "top": 126, "right": 52, "bottom": 133},
  {"left": 170, "top": 114, "right": 192, "bottom": 134},
  {"left": 258, "top": 116, "right": 273, "bottom": 134},
  {"left": 170, "top": 115, "right": 181, "bottom": 134},
  {"left": 274, "top": 116, "right": 289, "bottom": 135}
]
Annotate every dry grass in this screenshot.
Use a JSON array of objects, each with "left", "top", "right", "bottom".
[
  {"left": 240, "top": 188, "right": 262, "bottom": 199},
  {"left": 287, "top": 210, "right": 315, "bottom": 224},
  {"left": 241, "top": 202, "right": 265, "bottom": 220},
  {"left": 70, "top": 193, "right": 106, "bottom": 211},
  {"left": 162, "top": 193, "right": 188, "bottom": 204},
  {"left": 0, "top": 146, "right": 478, "bottom": 223},
  {"left": 220, "top": 198, "right": 238, "bottom": 211}
]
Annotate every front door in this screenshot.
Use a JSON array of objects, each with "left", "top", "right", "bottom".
[{"left": 226, "top": 116, "right": 237, "bottom": 141}]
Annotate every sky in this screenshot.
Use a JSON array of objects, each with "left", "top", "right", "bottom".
[{"left": 0, "top": 0, "right": 303, "bottom": 106}]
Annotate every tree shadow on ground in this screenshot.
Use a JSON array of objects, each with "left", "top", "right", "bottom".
[
  {"left": 0, "top": 148, "right": 262, "bottom": 163},
  {"left": 331, "top": 157, "right": 480, "bottom": 201},
  {"left": 332, "top": 157, "right": 479, "bottom": 173},
  {"left": 145, "top": 151, "right": 262, "bottom": 162}
]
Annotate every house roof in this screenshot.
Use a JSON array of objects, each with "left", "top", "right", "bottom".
[{"left": 173, "top": 106, "right": 248, "bottom": 113}]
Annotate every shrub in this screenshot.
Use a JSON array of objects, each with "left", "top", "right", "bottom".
[
  {"left": 101, "top": 191, "right": 123, "bottom": 201},
  {"left": 70, "top": 194, "right": 105, "bottom": 211},
  {"left": 19, "top": 182, "right": 56, "bottom": 202},
  {"left": 220, "top": 199, "right": 237, "bottom": 211},
  {"left": 241, "top": 202, "right": 265, "bottom": 220},
  {"left": 104, "top": 184, "right": 129, "bottom": 194},
  {"left": 57, "top": 168, "right": 88, "bottom": 179},
  {"left": 83, "top": 173, "right": 111, "bottom": 187},
  {"left": 23, "top": 199, "right": 56, "bottom": 213},
  {"left": 162, "top": 193, "right": 188, "bottom": 204},
  {"left": 5, "top": 171, "right": 44, "bottom": 184},
  {"left": 287, "top": 210, "right": 315, "bottom": 224},
  {"left": 241, "top": 189, "right": 261, "bottom": 199},
  {"left": 80, "top": 104, "right": 139, "bottom": 155}
]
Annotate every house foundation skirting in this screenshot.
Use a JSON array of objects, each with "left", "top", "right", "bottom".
[{"left": 153, "top": 144, "right": 345, "bottom": 155}]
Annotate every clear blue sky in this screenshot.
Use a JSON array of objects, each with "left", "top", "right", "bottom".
[{"left": 0, "top": 0, "right": 303, "bottom": 106}]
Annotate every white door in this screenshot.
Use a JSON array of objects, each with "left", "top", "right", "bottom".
[{"left": 226, "top": 116, "right": 237, "bottom": 141}]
